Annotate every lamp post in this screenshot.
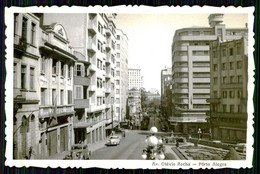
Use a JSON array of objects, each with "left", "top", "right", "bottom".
[
  {"left": 141, "top": 126, "right": 165, "bottom": 160},
  {"left": 198, "top": 128, "right": 202, "bottom": 140}
]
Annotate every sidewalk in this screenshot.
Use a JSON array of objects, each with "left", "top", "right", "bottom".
[{"left": 41, "top": 139, "right": 107, "bottom": 160}]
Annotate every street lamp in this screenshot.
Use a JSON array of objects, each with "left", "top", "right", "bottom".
[
  {"left": 141, "top": 126, "right": 165, "bottom": 160},
  {"left": 198, "top": 128, "right": 202, "bottom": 140}
]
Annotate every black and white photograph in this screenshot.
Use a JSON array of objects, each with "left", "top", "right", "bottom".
[{"left": 5, "top": 6, "right": 254, "bottom": 169}]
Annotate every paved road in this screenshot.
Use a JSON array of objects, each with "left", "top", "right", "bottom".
[{"left": 90, "top": 130, "right": 148, "bottom": 159}]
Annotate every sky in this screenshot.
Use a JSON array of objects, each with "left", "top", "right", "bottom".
[{"left": 115, "top": 13, "right": 248, "bottom": 93}]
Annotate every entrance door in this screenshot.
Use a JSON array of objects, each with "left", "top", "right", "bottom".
[
  {"left": 47, "top": 129, "right": 57, "bottom": 156},
  {"left": 60, "top": 126, "right": 68, "bottom": 152}
]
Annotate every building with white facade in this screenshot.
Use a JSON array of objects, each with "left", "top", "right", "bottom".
[
  {"left": 115, "top": 29, "right": 128, "bottom": 122},
  {"left": 128, "top": 68, "right": 143, "bottom": 90},
  {"left": 170, "top": 14, "right": 248, "bottom": 134}
]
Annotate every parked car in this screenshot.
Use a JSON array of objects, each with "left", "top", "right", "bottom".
[
  {"left": 64, "top": 144, "right": 90, "bottom": 160},
  {"left": 106, "top": 136, "right": 120, "bottom": 146}
]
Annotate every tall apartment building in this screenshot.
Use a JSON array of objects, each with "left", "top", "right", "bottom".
[
  {"left": 207, "top": 37, "right": 248, "bottom": 143},
  {"left": 13, "top": 13, "right": 41, "bottom": 159},
  {"left": 128, "top": 68, "right": 143, "bottom": 90},
  {"left": 170, "top": 14, "right": 248, "bottom": 134},
  {"left": 161, "top": 68, "right": 172, "bottom": 117},
  {"left": 115, "top": 29, "right": 129, "bottom": 122}
]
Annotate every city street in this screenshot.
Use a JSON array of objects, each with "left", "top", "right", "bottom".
[
  {"left": 91, "top": 112, "right": 165, "bottom": 160},
  {"left": 91, "top": 130, "right": 148, "bottom": 159}
]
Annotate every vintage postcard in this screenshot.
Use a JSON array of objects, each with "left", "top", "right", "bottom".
[{"left": 5, "top": 6, "right": 254, "bottom": 169}]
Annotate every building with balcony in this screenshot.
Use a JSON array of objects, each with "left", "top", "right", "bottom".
[
  {"left": 13, "top": 13, "right": 41, "bottom": 159},
  {"left": 38, "top": 20, "right": 77, "bottom": 158},
  {"left": 170, "top": 13, "right": 248, "bottom": 134},
  {"left": 128, "top": 68, "right": 143, "bottom": 90},
  {"left": 161, "top": 68, "right": 172, "bottom": 118},
  {"left": 207, "top": 37, "right": 248, "bottom": 143},
  {"left": 115, "top": 29, "right": 129, "bottom": 123}
]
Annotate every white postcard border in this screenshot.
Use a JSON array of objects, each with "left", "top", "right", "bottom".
[{"left": 5, "top": 5, "right": 255, "bottom": 169}]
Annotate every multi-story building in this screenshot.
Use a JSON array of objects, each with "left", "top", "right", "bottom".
[
  {"left": 38, "top": 21, "right": 77, "bottom": 158},
  {"left": 128, "top": 88, "right": 142, "bottom": 128},
  {"left": 115, "top": 29, "right": 129, "bottom": 122},
  {"left": 13, "top": 13, "right": 41, "bottom": 159},
  {"left": 170, "top": 14, "right": 248, "bottom": 134},
  {"left": 128, "top": 68, "right": 143, "bottom": 90},
  {"left": 207, "top": 37, "right": 248, "bottom": 143},
  {"left": 161, "top": 68, "right": 172, "bottom": 117}
]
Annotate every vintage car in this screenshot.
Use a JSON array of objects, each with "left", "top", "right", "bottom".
[
  {"left": 64, "top": 144, "right": 90, "bottom": 160},
  {"left": 106, "top": 136, "right": 120, "bottom": 146}
]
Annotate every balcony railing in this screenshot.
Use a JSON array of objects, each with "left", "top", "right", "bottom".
[
  {"left": 74, "top": 76, "right": 90, "bottom": 86},
  {"left": 211, "top": 111, "right": 247, "bottom": 119},
  {"left": 39, "top": 105, "right": 74, "bottom": 118},
  {"left": 74, "top": 99, "right": 90, "bottom": 109},
  {"left": 14, "top": 88, "right": 39, "bottom": 103}
]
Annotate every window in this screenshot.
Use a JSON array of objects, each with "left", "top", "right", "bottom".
[
  {"left": 52, "top": 89, "right": 56, "bottom": 105},
  {"left": 76, "top": 64, "right": 82, "bottom": 76},
  {"left": 61, "top": 62, "right": 65, "bottom": 77},
  {"left": 229, "top": 62, "right": 234, "bottom": 70},
  {"left": 116, "top": 80, "right": 120, "bottom": 85},
  {"left": 30, "top": 67, "right": 34, "bottom": 90},
  {"left": 68, "top": 90, "right": 72, "bottom": 104},
  {"left": 22, "top": 17, "right": 28, "bottom": 41},
  {"left": 98, "top": 41, "right": 102, "bottom": 51},
  {"left": 229, "top": 91, "right": 235, "bottom": 98},
  {"left": 98, "top": 23, "right": 102, "bottom": 33},
  {"left": 213, "top": 91, "right": 217, "bottom": 98},
  {"left": 116, "top": 98, "right": 120, "bottom": 103},
  {"left": 230, "top": 105, "right": 234, "bottom": 113},
  {"left": 238, "top": 75, "right": 243, "bottom": 83},
  {"left": 41, "top": 88, "right": 46, "bottom": 105},
  {"left": 116, "top": 62, "right": 120, "bottom": 67},
  {"left": 237, "top": 61, "right": 242, "bottom": 69},
  {"left": 14, "top": 13, "right": 19, "bottom": 35},
  {"left": 117, "top": 53, "right": 120, "bottom": 58},
  {"left": 222, "top": 63, "right": 226, "bottom": 70},
  {"left": 14, "top": 63, "right": 17, "bottom": 88},
  {"left": 41, "top": 57, "right": 45, "bottom": 73},
  {"left": 193, "top": 72, "right": 210, "bottom": 78},
  {"left": 60, "top": 90, "right": 64, "bottom": 105},
  {"left": 237, "top": 46, "right": 241, "bottom": 55},
  {"left": 223, "top": 105, "right": 227, "bottom": 112},
  {"left": 68, "top": 66, "right": 71, "bottom": 78},
  {"left": 222, "top": 91, "right": 227, "bottom": 98},
  {"left": 222, "top": 48, "right": 226, "bottom": 57},
  {"left": 75, "top": 87, "right": 82, "bottom": 99},
  {"left": 116, "top": 71, "right": 120, "bottom": 76},
  {"left": 213, "top": 64, "right": 218, "bottom": 71},
  {"left": 21, "top": 65, "right": 26, "bottom": 89},
  {"left": 237, "top": 90, "right": 242, "bottom": 98},
  {"left": 117, "top": 44, "right": 120, "bottom": 49},
  {"left": 116, "top": 89, "right": 119, "bottom": 94},
  {"left": 52, "top": 59, "right": 57, "bottom": 75},
  {"left": 230, "top": 48, "right": 233, "bottom": 56},
  {"left": 116, "top": 107, "right": 120, "bottom": 114},
  {"left": 230, "top": 76, "right": 235, "bottom": 84},
  {"left": 214, "top": 77, "right": 218, "bottom": 85},
  {"left": 238, "top": 105, "right": 242, "bottom": 112},
  {"left": 31, "top": 22, "right": 36, "bottom": 45}
]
